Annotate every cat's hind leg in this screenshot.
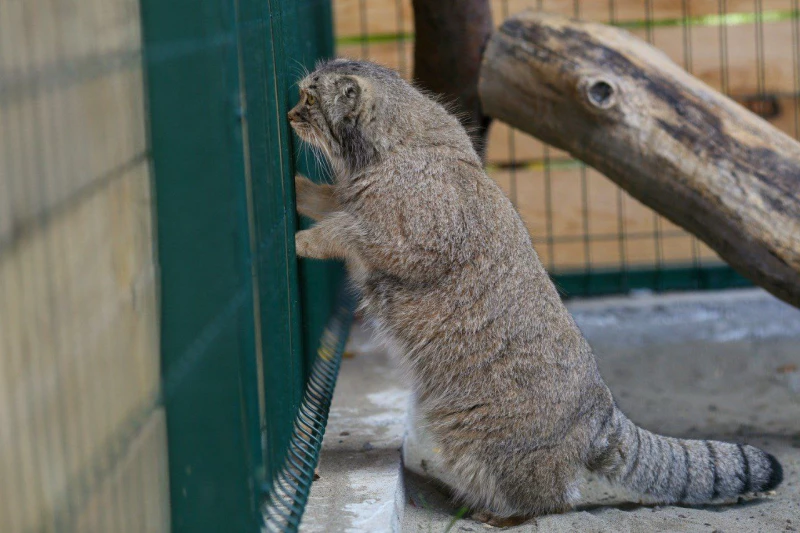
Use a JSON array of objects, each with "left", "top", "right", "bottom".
[{"left": 470, "top": 510, "right": 532, "bottom": 528}]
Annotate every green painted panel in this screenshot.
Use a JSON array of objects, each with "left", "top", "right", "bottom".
[
  {"left": 236, "top": 0, "right": 307, "bottom": 489},
  {"left": 142, "top": 0, "right": 338, "bottom": 530},
  {"left": 247, "top": 0, "right": 340, "bottom": 487},
  {"left": 553, "top": 265, "right": 752, "bottom": 298},
  {"left": 283, "top": 0, "right": 344, "bottom": 377},
  {"left": 140, "top": 0, "right": 262, "bottom": 531}
]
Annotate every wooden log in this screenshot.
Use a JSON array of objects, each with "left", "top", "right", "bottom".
[
  {"left": 479, "top": 12, "right": 800, "bottom": 308},
  {"left": 412, "top": 0, "right": 493, "bottom": 158}
]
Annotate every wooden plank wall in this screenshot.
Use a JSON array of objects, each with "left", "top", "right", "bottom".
[
  {"left": 333, "top": 0, "right": 800, "bottom": 273},
  {"left": 0, "top": 0, "right": 169, "bottom": 531}
]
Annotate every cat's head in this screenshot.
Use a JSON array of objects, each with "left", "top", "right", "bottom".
[
  {"left": 288, "top": 59, "right": 407, "bottom": 171},
  {"left": 288, "top": 58, "right": 473, "bottom": 175}
]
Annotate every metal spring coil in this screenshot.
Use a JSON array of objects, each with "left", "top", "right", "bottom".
[{"left": 262, "top": 288, "right": 355, "bottom": 532}]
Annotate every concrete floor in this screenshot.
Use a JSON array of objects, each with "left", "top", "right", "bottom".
[
  {"left": 302, "top": 323, "right": 409, "bottom": 533},
  {"left": 303, "top": 289, "right": 800, "bottom": 532}
]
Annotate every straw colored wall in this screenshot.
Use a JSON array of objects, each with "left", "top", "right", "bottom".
[
  {"left": 0, "top": 0, "right": 169, "bottom": 531},
  {"left": 333, "top": 0, "right": 800, "bottom": 272}
]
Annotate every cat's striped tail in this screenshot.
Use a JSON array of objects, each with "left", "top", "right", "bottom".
[{"left": 593, "top": 409, "right": 783, "bottom": 504}]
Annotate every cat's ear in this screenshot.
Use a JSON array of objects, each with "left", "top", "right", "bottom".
[{"left": 338, "top": 76, "right": 362, "bottom": 100}]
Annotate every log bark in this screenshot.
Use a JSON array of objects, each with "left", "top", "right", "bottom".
[
  {"left": 413, "top": 0, "right": 493, "bottom": 159},
  {"left": 479, "top": 11, "right": 800, "bottom": 308}
]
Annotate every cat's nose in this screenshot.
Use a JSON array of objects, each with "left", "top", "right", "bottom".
[{"left": 287, "top": 108, "right": 299, "bottom": 122}]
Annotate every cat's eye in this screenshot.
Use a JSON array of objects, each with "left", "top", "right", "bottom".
[{"left": 306, "top": 93, "right": 316, "bottom": 105}]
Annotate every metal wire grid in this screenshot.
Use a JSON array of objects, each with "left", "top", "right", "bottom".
[{"left": 333, "top": 0, "right": 800, "bottom": 296}]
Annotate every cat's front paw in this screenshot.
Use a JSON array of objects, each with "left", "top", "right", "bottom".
[
  {"left": 295, "top": 230, "right": 313, "bottom": 258},
  {"left": 295, "top": 173, "right": 314, "bottom": 198},
  {"left": 294, "top": 174, "right": 335, "bottom": 221}
]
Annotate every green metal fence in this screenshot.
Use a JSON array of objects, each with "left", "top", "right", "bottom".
[{"left": 140, "top": 1, "right": 343, "bottom": 531}]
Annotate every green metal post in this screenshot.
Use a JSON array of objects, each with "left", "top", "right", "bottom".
[
  {"left": 140, "top": 0, "right": 262, "bottom": 531},
  {"left": 141, "top": 0, "right": 339, "bottom": 530}
]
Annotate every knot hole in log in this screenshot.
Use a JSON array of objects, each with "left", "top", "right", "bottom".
[
  {"left": 580, "top": 77, "right": 618, "bottom": 112},
  {"left": 589, "top": 81, "right": 613, "bottom": 106}
]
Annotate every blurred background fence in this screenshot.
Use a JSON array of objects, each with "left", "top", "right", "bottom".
[
  {"left": 334, "top": 0, "right": 800, "bottom": 296},
  {"left": 1, "top": 0, "right": 167, "bottom": 530}
]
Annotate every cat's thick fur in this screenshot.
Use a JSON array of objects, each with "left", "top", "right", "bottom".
[{"left": 288, "top": 58, "right": 783, "bottom": 521}]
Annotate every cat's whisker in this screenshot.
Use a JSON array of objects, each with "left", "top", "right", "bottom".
[
  {"left": 300, "top": 144, "right": 313, "bottom": 181},
  {"left": 307, "top": 129, "right": 334, "bottom": 183},
  {"left": 288, "top": 60, "right": 310, "bottom": 86},
  {"left": 309, "top": 138, "right": 330, "bottom": 183}
]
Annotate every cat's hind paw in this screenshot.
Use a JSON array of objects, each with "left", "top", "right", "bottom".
[{"left": 470, "top": 510, "right": 531, "bottom": 528}]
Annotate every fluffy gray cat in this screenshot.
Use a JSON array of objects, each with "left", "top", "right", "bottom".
[{"left": 288, "top": 58, "right": 783, "bottom": 525}]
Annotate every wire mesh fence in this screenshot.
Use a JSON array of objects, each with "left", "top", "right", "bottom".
[{"left": 332, "top": 0, "right": 800, "bottom": 296}]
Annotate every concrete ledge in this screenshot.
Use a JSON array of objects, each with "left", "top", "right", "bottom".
[{"left": 302, "top": 325, "right": 409, "bottom": 533}]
